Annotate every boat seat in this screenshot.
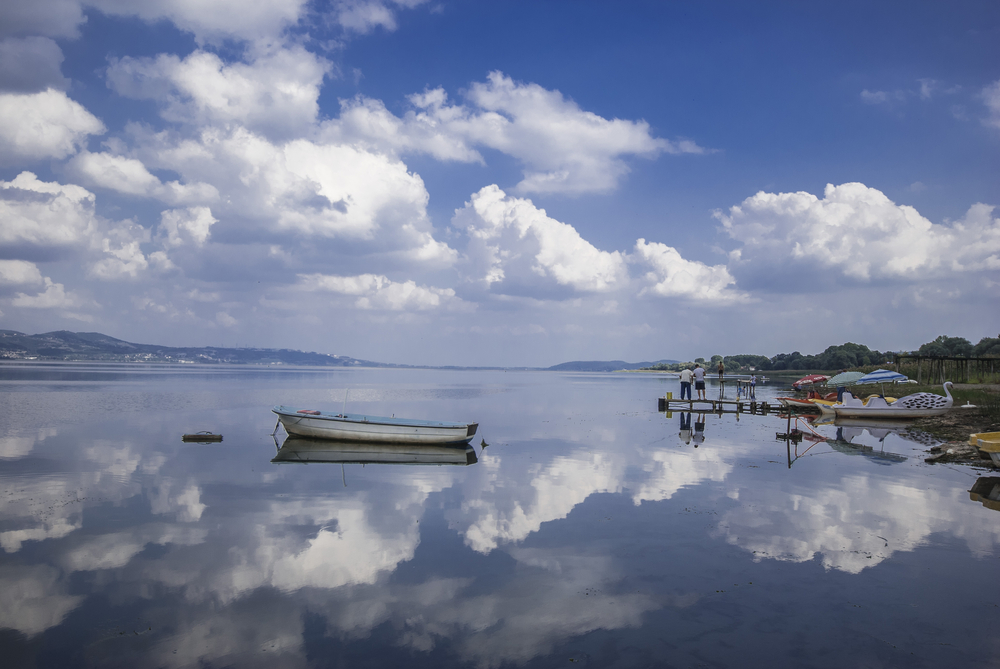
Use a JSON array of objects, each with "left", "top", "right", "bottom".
[{"left": 840, "top": 392, "right": 864, "bottom": 408}]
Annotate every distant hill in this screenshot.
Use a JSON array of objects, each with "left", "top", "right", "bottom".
[
  {"left": 0, "top": 330, "right": 680, "bottom": 371},
  {"left": 0, "top": 330, "right": 388, "bottom": 367},
  {"left": 547, "top": 359, "right": 679, "bottom": 372}
]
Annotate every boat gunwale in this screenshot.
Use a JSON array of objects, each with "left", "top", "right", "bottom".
[{"left": 272, "top": 405, "right": 473, "bottom": 430}]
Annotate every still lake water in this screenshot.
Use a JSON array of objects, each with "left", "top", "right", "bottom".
[{"left": 1, "top": 363, "right": 998, "bottom": 668}]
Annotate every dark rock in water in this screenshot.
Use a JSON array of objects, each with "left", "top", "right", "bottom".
[{"left": 924, "top": 441, "right": 994, "bottom": 466}]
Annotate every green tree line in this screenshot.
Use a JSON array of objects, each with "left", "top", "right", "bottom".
[{"left": 642, "top": 335, "right": 1000, "bottom": 372}]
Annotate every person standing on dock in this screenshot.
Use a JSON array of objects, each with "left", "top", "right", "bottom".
[
  {"left": 749, "top": 374, "right": 757, "bottom": 399},
  {"left": 717, "top": 360, "right": 724, "bottom": 381},
  {"left": 679, "top": 367, "right": 694, "bottom": 400},
  {"left": 693, "top": 363, "right": 706, "bottom": 400}
]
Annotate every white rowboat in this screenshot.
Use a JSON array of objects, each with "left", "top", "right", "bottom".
[{"left": 272, "top": 406, "right": 478, "bottom": 444}]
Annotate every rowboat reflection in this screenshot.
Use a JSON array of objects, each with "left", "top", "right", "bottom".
[
  {"left": 272, "top": 435, "right": 478, "bottom": 466},
  {"left": 969, "top": 477, "right": 1000, "bottom": 512}
]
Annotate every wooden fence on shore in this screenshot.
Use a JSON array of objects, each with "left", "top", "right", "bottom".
[{"left": 892, "top": 355, "right": 1000, "bottom": 384}]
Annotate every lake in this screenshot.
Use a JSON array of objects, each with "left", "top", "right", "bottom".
[{"left": 1, "top": 363, "right": 998, "bottom": 668}]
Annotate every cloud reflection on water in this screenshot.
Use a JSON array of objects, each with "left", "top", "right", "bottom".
[{"left": 0, "top": 370, "right": 997, "bottom": 667}]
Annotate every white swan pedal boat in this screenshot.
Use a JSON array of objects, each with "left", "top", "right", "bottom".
[
  {"left": 272, "top": 406, "right": 478, "bottom": 444},
  {"left": 830, "top": 382, "right": 954, "bottom": 419}
]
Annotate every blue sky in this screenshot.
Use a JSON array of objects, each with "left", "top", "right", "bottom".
[{"left": 0, "top": 0, "right": 998, "bottom": 366}]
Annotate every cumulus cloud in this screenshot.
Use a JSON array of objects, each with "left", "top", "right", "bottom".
[
  {"left": 66, "top": 151, "right": 219, "bottom": 204},
  {"left": 90, "top": 220, "right": 150, "bottom": 280},
  {"left": 633, "top": 239, "right": 743, "bottom": 302},
  {"left": 717, "top": 182, "right": 1000, "bottom": 282},
  {"left": 0, "top": 260, "right": 44, "bottom": 286},
  {"left": 11, "top": 277, "right": 86, "bottom": 309},
  {"left": 156, "top": 207, "right": 217, "bottom": 248},
  {"left": 455, "top": 185, "right": 628, "bottom": 293},
  {"left": 87, "top": 0, "right": 309, "bottom": 44},
  {"left": 454, "top": 185, "right": 737, "bottom": 303},
  {"left": 107, "top": 46, "right": 331, "bottom": 139},
  {"left": 0, "top": 172, "right": 97, "bottom": 247},
  {"left": 127, "top": 124, "right": 453, "bottom": 266},
  {"left": 299, "top": 273, "right": 470, "bottom": 312},
  {"left": 327, "top": 72, "right": 707, "bottom": 194},
  {"left": 332, "top": 0, "right": 428, "bottom": 33},
  {"left": 0, "top": 89, "right": 104, "bottom": 163},
  {"left": 0, "top": 37, "right": 68, "bottom": 92}
]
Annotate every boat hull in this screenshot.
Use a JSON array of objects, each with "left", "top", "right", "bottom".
[
  {"left": 777, "top": 398, "right": 820, "bottom": 411},
  {"left": 832, "top": 407, "right": 949, "bottom": 419},
  {"left": 273, "top": 406, "right": 477, "bottom": 444}
]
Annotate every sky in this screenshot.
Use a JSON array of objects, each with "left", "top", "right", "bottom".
[{"left": 0, "top": 0, "right": 998, "bottom": 367}]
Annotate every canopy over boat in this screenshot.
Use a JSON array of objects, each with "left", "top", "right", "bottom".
[
  {"left": 792, "top": 374, "right": 829, "bottom": 389},
  {"left": 825, "top": 371, "right": 866, "bottom": 387},
  {"left": 857, "top": 369, "right": 909, "bottom": 384}
]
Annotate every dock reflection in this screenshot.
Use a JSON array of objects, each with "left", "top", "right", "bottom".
[{"left": 272, "top": 435, "right": 478, "bottom": 466}]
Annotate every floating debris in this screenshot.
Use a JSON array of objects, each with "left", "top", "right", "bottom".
[{"left": 182, "top": 432, "right": 223, "bottom": 443}]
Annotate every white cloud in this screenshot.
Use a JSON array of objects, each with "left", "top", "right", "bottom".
[
  {"left": 633, "top": 239, "right": 743, "bottom": 302},
  {"left": 300, "top": 273, "right": 470, "bottom": 312},
  {"left": 11, "top": 277, "right": 86, "bottom": 309},
  {"left": 983, "top": 79, "right": 1000, "bottom": 129},
  {"left": 0, "top": 37, "right": 68, "bottom": 92},
  {"left": 215, "top": 311, "right": 237, "bottom": 327},
  {"left": 107, "top": 46, "right": 330, "bottom": 139},
  {"left": 0, "top": 1, "right": 86, "bottom": 39},
  {"left": 87, "top": 0, "right": 309, "bottom": 44},
  {"left": 66, "top": 151, "right": 219, "bottom": 204},
  {"left": 455, "top": 185, "right": 628, "bottom": 292},
  {"left": 860, "top": 89, "right": 906, "bottom": 105},
  {"left": 90, "top": 220, "right": 150, "bottom": 280},
  {"left": 0, "top": 89, "right": 104, "bottom": 163},
  {"left": 0, "top": 172, "right": 97, "bottom": 247},
  {"left": 332, "top": 0, "right": 428, "bottom": 34},
  {"left": 466, "top": 72, "right": 701, "bottom": 194},
  {"left": 0, "top": 260, "right": 44, "bottom": 286},
  {"left": 157, "top": 207, "right": 217, "bottom": 248},
  {"left": 328, "top": 92, "right": 488, "bottom": 163},
  {"left": 717, "top": 182, "right": 1000, "bottom": 281},
  {"left": 128, "top": 124, "right": 453, "bottom": 264},
  {"left": 327, "top": 72, "right": 707, "bottom": 195}
]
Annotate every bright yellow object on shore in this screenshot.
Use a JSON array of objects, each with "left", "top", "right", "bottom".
[{"left": 969, "top": 432, "right": 1000, "bottom": 449}]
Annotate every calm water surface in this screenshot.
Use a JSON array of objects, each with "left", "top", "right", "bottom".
[{"left": 1, "top": 363, "right": 998, "bottom": 668}]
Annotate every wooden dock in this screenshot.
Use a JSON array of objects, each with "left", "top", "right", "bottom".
[{"left": 657, "top": 397, "right": 774, "bottom": 415}]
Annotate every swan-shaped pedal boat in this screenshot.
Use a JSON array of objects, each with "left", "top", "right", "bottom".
[{"left": 831, "top": 382, "right": 953, "bottom": 419}]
